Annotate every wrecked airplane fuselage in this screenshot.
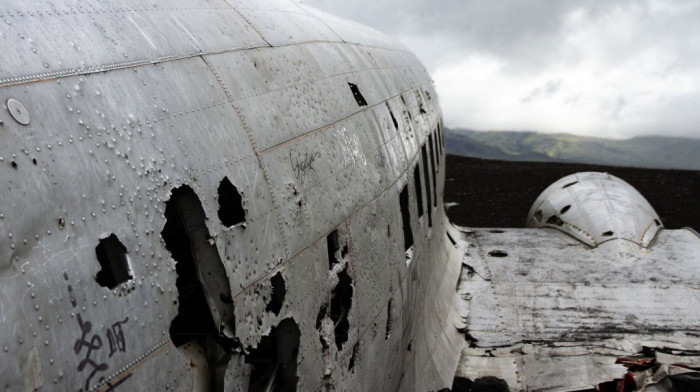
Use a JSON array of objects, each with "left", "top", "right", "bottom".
[{"left": 0, "top": 1, "right": 699, "bottom": 391}]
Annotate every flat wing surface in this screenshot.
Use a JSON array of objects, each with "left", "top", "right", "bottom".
[{"left": 445, "top": 224, "right": 700, "bottom": 391}]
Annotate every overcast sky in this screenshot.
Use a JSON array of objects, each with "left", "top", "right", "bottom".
[{"left": 302, "top": 0, "right": 700, "bottom": 139}]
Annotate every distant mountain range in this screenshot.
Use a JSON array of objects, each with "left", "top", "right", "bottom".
[{"left": 445, "top": 128, "right": 700, "bottom": 170}]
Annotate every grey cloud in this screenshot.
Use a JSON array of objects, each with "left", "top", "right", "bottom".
[{"left": 303, "top": 0, "right": 700, "bottom": 139}]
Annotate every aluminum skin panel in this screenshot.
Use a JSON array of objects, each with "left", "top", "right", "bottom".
[
  {"left": 0, "top": 0, "right": 266, "bottom": 86},
  {"left": 452, "top": 226, "right": 700, "bottom": 391},
  {"left": 0, "top": 56, "right": 286, "bottom": 391},
  {"left": 232, "top": 2, "right": 342, "bottom": 46}
]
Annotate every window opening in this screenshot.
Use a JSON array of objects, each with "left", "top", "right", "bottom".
[
  {"left": 218, "top": 176, "right": 246, "bottom": 227},
  {"left": 348, "top": 83, "right": 367, "bottom": 107},
  {"left": 421, "top": 144, "right": 433, "bottom": 227},
  {"left": 400, "top": 186, "right": 414, "bottom": 251},
  {"left": 413, "top": 165, "right": 424, "bottom": 218},
  {"left": 429, "top": 135, "right": 438, "bottom": 207},
  {"left": 95, "top": 233, "right": 132, "bottom": 289},
  {"left": 387, "top": 102, "right": 398, "bottom": 131},
  {"left": 246, "top": 318, "right": 300, "bottom": 392},
  {"left": 431, "top": 130, "right": 440, "bottom": 168}
]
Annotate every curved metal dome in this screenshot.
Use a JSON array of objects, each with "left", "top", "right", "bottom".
[{"left": 527, "top": 172, "right": 663, "bottom": 252}]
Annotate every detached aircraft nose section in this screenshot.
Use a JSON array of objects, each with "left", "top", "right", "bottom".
[{"left": 527, "top": 172, "right": 663, "bottom": 259}]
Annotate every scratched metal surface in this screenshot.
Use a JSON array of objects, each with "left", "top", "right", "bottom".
[
  {"left": 453, "top": 226, "right": 700, "bottom": 390},
  {"left": 0, "top": 0, "right": 452, "bottom": 391}
]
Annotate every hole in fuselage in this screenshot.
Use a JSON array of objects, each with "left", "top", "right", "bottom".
[
  {"left": 245, "top": 318, "right": 300, "bottom": 392},
  {"left": 217, "top": 176, "right": 246, "bottom": 227},
  {"left": 546, "top": 215, "right": 564, "bottom": 226},
  {"left": 563, "top": 181, "right": 578, "bottom": 189},
  {"left": 327, "top": 230, "right": 340, "bottom": 269},
  {"left": 488, "top": 250, "right": 508, "bottom": 258},
  {"left": 266, "top": 272, "right": 286, "bottom": 316},
  {"left": 387, "top": 103, "right": 398, "bottom": 131},
  {"left": 413, "top": 165, "right": 424, "bottom": 218},
  {"left": 400, "top": 186, "right": 414, "bottom": 252},
  {"left": 385, "top": 298, "right": 393, "bottom": 340},
  {"left": 602, "top": 231, "right": 614, "bottom": 237},
  {"left": 330, "top": 266, "right": 353, "bottom": 350},
  {"left": 95, "top": 233, "right": 132, "bottom": 289},
  {"left": 560, "top": 205, "right": 571, "bottom": 214},
  {"left": 428, "top": 134, "right": 438, "bottom": 204},
  {"left": 162, "top": 185, "right": 234, "bottom": 346},
  {"left": 348, "top": 83, "right": 367, "bottom": 107},
  {"left": 421, "top": 144, "right": 432, "bottom": 227},
  {"left": 163, "top": 187, "right": 216, "bottom": 346}
]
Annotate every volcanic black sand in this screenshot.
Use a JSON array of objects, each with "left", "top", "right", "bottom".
[{"left": 444, "top": 155, "right": 700, "bottom": 230}]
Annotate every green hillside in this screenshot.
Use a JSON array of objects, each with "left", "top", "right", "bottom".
[{"left": 445, "top": 128, "right": 700, "bottom": 170}]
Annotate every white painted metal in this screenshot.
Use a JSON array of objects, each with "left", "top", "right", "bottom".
[{"left": 527, "top": 172, "right": 663, "bottom": 261}]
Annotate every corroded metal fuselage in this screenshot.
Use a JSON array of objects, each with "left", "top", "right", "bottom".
[{"left": 0, "top": 1, "right": 452, "bottom": 391}]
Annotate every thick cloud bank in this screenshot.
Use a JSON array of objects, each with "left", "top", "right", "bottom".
[{"left": 304, "top": 0, "right": 700, "bottom": 139}]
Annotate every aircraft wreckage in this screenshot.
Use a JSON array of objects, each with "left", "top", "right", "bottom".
[{"left": 0, "top": 0, "right": 698, "bottom": 391}]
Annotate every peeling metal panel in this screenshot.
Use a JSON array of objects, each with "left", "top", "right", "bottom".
[{"left": 453, "top": 225, "right": 700, "bottom": 391}]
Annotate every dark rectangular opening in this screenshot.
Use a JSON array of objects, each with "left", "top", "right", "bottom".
[
  {"left": 387, "top": 102, "right": 398, "bottom": 131},
  {"left": 400, "top": 186, "right": 413, "bottom": 251},
  {"left": 428, "top": 134, "right": 437, "bottom": 208},
  {"left": 348, "top": 83, "right": 367, "bottom": 107},
  {"left": 431, "top": 129, "right": 440, "bottom": 168},
  {"left": 421, "top": 144, "right": 432, "bottom": 227},
  {"left": 413, "top": 165, "right": 424, "bottom": 218}
]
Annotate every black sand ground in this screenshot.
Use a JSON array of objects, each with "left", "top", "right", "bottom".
[{"left": 444, "top": 155, "right": 700, "bottom": 230}]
